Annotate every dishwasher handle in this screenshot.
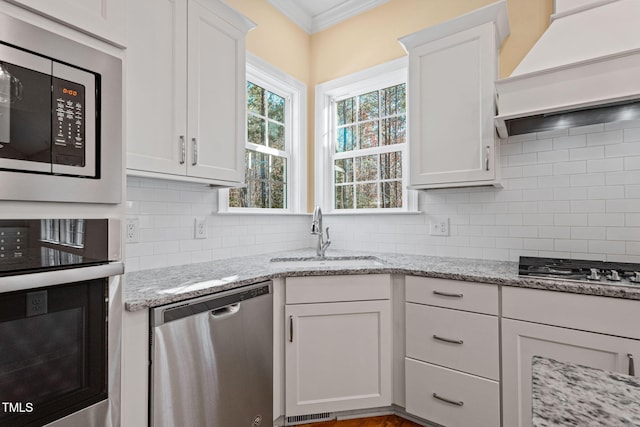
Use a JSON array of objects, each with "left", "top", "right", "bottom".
[{"left": 210, "top": 303, "right": 240, "bottom": 318}]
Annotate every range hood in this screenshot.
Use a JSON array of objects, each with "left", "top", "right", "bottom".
[{"left": 495, "top": 0, "right": 640, "bottom": 137}]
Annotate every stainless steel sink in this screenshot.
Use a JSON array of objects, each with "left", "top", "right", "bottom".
[{"left": 269, "top": 256, "right": 383, "bottom": 269}]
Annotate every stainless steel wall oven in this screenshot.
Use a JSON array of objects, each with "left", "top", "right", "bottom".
[
  {"left": 0, "top": 12, "right": 122, "bottom": 204},
  {"left": 0, "top": 219, "right": 123, "bottom": 427}
]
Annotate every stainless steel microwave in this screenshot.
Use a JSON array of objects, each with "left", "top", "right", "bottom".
[{"left": 0, "top": 13, "right": 122, "bottom": 204}]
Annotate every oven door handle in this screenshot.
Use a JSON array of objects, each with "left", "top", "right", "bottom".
[{"left": 0, "top": 262, "right": 124, "bottom": 292}]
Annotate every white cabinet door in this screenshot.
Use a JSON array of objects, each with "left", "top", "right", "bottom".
[
  {"left": 126, "top": 0, "right": 188, "bottom": 177},
  {"left": 406, "top": 22, "right": 497, "bottom": 188},
  {"left": 126, "top": 0, "right": 250, "bottom": 184},
  {"left": 186, "top": 0, "right": 245, "bottom": 182},
  {"left": 285, "top": 300, "right": 392, "bottom": 416},
  {"left": 6, "top": 0, "right": 125, "bottom": 46},
  {"left": 502, "top": 318, "right": 640, "bottom": 427}
]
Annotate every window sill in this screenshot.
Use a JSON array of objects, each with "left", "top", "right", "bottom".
[
  {"left": 216, "top": 210, "right": 311, "bottom": 216},
  {"left": 323, "top": 210, "right": 423, "bottom": 216}
]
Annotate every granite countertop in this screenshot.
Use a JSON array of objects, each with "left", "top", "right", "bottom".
[
  {"left": 532, "top": 356, "right": 640, "bottom": 426},
  {"left": 123, "top": 249, "right": 640, "bottom": 311}
]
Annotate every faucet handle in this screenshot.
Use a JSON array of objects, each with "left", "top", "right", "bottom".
[{"left": 325, "top": 227, "right": 331, "bottom": 243}]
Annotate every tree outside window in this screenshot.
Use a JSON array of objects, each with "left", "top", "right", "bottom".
[
  {"left": 333, "top": 83, "right": 406, "bottom": 210},
  {"left": 230, "top": 81, "right": 288, "bottom": 209}
]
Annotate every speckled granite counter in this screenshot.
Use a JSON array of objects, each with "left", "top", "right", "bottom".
[
  {"left": 532, "top": 356, "right": 640, "bottom": 426},
  {"left": 123, "top": 249, "right": 640, "bottom": 311}
]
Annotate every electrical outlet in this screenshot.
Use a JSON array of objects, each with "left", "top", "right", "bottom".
[
  {"left": 126, "top": 218, "right": 139, "bottom": 243},
  {"left": 194, "top": 218, "right": 207, "bottom": 239},
  {"left": 429, "top": 217, "right": 449, "bottom": 236}
]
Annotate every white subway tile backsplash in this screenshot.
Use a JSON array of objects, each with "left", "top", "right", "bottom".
[
  {"left": 126, "top": 121, "right": 640, "bottom": 268},
  {"left": 553, "top": 161, "right": 587, "bottom": 175},
  {"left": 570, "top": 173, "right": 604, "bottom": 187},
  {"left": 624, "top": 127, "right": 640, "bottom": 142},
  {"left": 522, "top": 138, "right": 552, "bottom": 153},
  {"left": 569, "top": 123, "right": 604, "bottom": 135},
  {"left": 588, "top": 213, "right": 625, "bottom": 227},
  {"left": 538, "top": 149, "right": 569, "bottom": 164},
  {"left": 569, "top": 146, "right": 604, "bottom": 161},
  {"left": 555, "top": 239, "right": 588, "bottom": 252},
  {"left": 553, "top": 135, "right": 586, "bottom": 150},
  {"left": 587, "top": 129, "right": 623, "bottom": 145},
  {"left": 537, "top": 128, "right": 569, "bottom": 139}
]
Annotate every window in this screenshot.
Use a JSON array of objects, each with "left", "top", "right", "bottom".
[
  {"left": 221, "top": 54, "right": 306, "bottom": 213},
  {"left": 334, "top": 83, "right": 406, "bottom": 209},
  {"left": 229, "top": 82, "right": 288, "bottom": 209},
  {"left": 315, "top": 58, "right": 416, "bottom": 213}
]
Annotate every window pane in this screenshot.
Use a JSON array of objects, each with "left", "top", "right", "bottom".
[
  {"left": 334, "top": 158, "right": 354, "bottom": 184},
  {"left": 271, "top": 155, "right": 287, "bottom": 184},
  {"left": 268, "top": 91, "right": 285, "bottom": 123},
  {"left": 356, "top": 183, "right": 378, "bottom": 208},
  {"left": 380, "top": 151, "right": 402, "bottom": 179},
  {"left": 381, "top": 84, "right": 406, "bottom": 116},
  {"left": 337, "top": 97, "right": 356, "bottom": 125},
  {"left": 358, "top": 121, "right": 379, "bottom": 149},
  {"left": 381, "top": 116, "right": 406, "bottom": 146},
  {"left": 247, "top": 82, "right": 265, "bottom": 115},
  {"left": 248, "top": 115, "right": 265, "bottom": 146},
  {"left": 270, "top": 182, "right": 286, "bottom": 209},
  {"left": 358, "top": 91, "right": 379, "bottom": 121},
  {"left": 268, "top": 122, "right": 285, "bottom": 150},
  {"left": 228, "top": 187, "right": 247, "bottom": 208},
  {"left": 336, "top": 126, "right": 356, "bottom": 153},
  {"left": 249, "top": 180, "right": 267, "bottom": 207},
  {"left": 381, "top": 181, "right": 402, "bottom": 208},
  {"left": 335, "top": 185, "right": 354, "bottom": 209},
  {"left": 355, "top": 155, "right": 377, "bottom": 181}
]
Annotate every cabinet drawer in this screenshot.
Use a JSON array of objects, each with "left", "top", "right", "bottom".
[
  {"left": 502, "top": 287, "right": 640, "bottom": 340},
  {"left": 405, "top": 358, "right": 499, "bottom": 427},
  {"left": 406, "top": 303, "right": 499, "bottom": 380},
  {"left": 406, "top": 276, "right": 498, "bottom": 315},
  {"left": 285, "top": 275, "right": 390, "bottom": 304}
]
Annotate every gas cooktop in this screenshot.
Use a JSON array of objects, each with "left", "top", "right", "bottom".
[{"left": 519, "top": 256, "right": 640, "bottom": 287}]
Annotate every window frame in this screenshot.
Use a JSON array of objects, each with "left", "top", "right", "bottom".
[
  {"left": 219, "top": 53, "right": 306, "bottom": 214},
  {"left": 315, "top": 57, "right": 417, "bottom": 214}
]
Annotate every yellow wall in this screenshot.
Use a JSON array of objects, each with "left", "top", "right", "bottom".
[{"left": 226, "top": 0, "right": 553, "bottom": 211}]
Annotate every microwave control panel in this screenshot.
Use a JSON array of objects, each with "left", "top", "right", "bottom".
[{"left": 52, "top": 77, "right": 85, "bottom": 167}]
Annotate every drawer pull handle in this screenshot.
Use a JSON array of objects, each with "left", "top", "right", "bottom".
[
  {"left": 289, "top": 316, "right": 293, "bottom": 343},
  {"left": 433, "top": 393, "right": 464, "bottom": 407},
  {"left": 629, "top": 353, "right": 635, "bottom": 376},
  {"left": 433, "top": 334, "right": 464, "bottom": 345},
  {"left": 433, "top": 290, "right": 463, "bottom": 298}
]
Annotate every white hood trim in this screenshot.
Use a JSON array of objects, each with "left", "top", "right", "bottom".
[{"left": 495, "top": 0, "right": 640, "bottom": 137}]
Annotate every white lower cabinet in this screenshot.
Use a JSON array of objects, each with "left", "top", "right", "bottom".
[
  {"left": 502, "top": 287, "right": 640, "bottom": 427},
  {"left": 404, "top": 276, "right": 499, "bottom": 427},
  {"left": 405, "top": 359, "right": 500, "bottom": 427},
  {"left": 284, "top": 275, "right": 392, "bottom": 418}
]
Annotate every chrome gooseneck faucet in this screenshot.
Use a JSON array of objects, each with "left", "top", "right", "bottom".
[{"left": 311, "top": 206, "right": 331, "bottom": 257}]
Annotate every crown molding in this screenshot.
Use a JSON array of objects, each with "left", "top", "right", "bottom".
[{"left": 267, "top": 0, "right": 390, "bottom": 34}]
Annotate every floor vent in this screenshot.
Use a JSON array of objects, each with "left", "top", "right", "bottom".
[{"left": 285, "top": 412, "right": 334, "bottom": 425}]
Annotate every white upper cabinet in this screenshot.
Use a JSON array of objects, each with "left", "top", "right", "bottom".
[
  {"left": 126, "top": 0, "right": 253, "bottom": 185},
  {"left": 6, "top": 0, "right": 126, "bottom": 46},
  {"left": 399, "top": 0, "right": 509, "bottom": 189}
]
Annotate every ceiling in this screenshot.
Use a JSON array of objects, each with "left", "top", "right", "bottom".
[{"left": 267, "top": 0, "right": 390, "bottom": 34}]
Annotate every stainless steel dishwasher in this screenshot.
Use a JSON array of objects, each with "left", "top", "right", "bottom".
[{"left": 150, "top": 281, "right": 272, "bottom": 427}]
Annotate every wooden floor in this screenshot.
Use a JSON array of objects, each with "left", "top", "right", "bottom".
[{"left": 298, "top": 415, "right": 422, "bottom": 427}]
